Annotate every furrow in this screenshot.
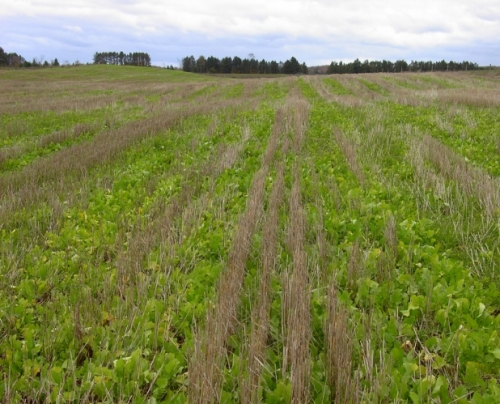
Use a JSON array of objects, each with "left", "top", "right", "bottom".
[
  {"left": 188, "top": 107, "right": 284, "bottom": 403},
  {"left": 241, "top": 163, "right": 285, "bottom": 403},
  {"left": 286, "top": 165, "right": 311, "bottom": 404}
]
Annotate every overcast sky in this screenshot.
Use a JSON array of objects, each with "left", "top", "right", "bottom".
[{"left": 1, "top": 0, "right": 499, "bottom": 67}]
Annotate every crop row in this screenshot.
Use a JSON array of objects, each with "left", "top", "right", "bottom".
[
  {"left": 0, "top": 76, "right": 289, "bottom": 401},
  {"left": 1, "top": 69, "right": 499, "bottom": 402}
]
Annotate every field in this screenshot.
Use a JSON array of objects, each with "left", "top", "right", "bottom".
[{"left": 1, "top": 65, "right": 500, "bottom": 403}]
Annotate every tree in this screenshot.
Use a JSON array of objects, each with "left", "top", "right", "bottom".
[
  {"left": 182, "top": 56, "right": 195, "bottom": 72},
  {"left": 196, "top": 55, "right": 206, "bottom": 73},
  {"left": 258, "top": 59, "right": 269, "bottom": 74},
  {"left": 269, "top": 60, "right": 279, "bottom": 74},
  {"left": 206, "top": 56, "right": 220, "bottom": 73},
  {"left": 352, "top": 58, "right": 362, "bottom": 74},
  {"left": 289, "top": 57, "right": 301, "bottom": 74},
  {"left": 362, "top": 59, "right": 370, "bottom": 73},
  {"left": 282, "top": 60, "right": 291, "bottom": 74},
  {"left": 93, "top": 51, "right": 151, "bottom": 67},
  {"left": 232, "top": 56, "right": 242, "bottom": 73},
  {"left": 220, "top": 57, "right": 232, "bottom": 73},
  {"left": 0, "top": 47, "right": 7, "bottom": 65},
  {"left": 326, "top": 61, "right": 338, "bottom": 74},
  {"left": 282, "top": 57, "right": 301, "bottom": 74},
  {"left": 394, "top": 59, "right": 408, "bottom": 72},
  {"left": 249, "top": 58, "right": 259, "bottom": 74},
  {"left": 241, "top": 58, "right": 251, "bottom": 73},
  {"left": 52, "top": 58, "right": 60, "bottom": 67}
]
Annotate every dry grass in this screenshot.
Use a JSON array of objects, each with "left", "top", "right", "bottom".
[
  {"left": 188, "top": 169, "right": 265, "bottom": 402},
  {"left": 444, "top": 105, "right": 472, "bottom": 123},
  {"left": 242, "top": 164, "right": 285, "bottom": 403},
  {"left": 0, "top": 144, "right": 25, "bottom": 167},
  {"left": 325, "top": 280, "right": 358, "bottom": 403},
  {"left": 347, "top": 238, "right": 362, "bottom": 293},
  {"left": 290, "top": 95, "right": 310, "bottom": 154},
  {"left": 312, "top": 178, "right": 328, "bottom": 284},
  {"left": 0, "top": 95, "right": 258, "bottom": 229},
  {"left": 306, "top": 76, "right": 366, "bottom": 107},
  {"left": 420, "top": 135, "right": 500, "bottom": 217},
  {"left": 437, "top": 88, "right": 500, "bottom": 107},
  {"left": 0, "top": 122, "right": 105, "bottom": 169},
  {"left": 372, "top": 214, "right": 399, "bottom": 284},
  {"left": 334, "top": 128, "right": 366, "bottom": 186},
  {"left": 384, "top": 213, "right": 398, "bottom": 263},
  {"left": 114, "top": 122, "right": 253, "bottom": 301},
  {"left": 284, "top": 165, "right": 311, "bottom": 403},
  {"left": 0, "top": 78, "right": 212, "bottom": 115},
  {"left": 336, "top": 75, "right": 381, "bottom": 100},
  {"left": 38, "top": 122, "right": 102, "bottom": 147},
  {"left": 115, "top": 151, "right": 213, "bottom": 296},
  {"left": 407, "top": 136, "right": 499, "bottom": 278},
  {"left": 189, "top": 107, "right": 284, "bottom": 403},
  {"left": 361, "top": 75, "right": 395, "bottom": 95},
  {"left": 433, "top": 113, "right": 454, "bottom": 135}
]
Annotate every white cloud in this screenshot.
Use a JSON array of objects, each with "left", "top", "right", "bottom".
[
  {"left": 1, "top": 0, "right": 499, "bottom": 64},
  {"left": 63, "top": 25, "right": 83, "bottom": 33}
]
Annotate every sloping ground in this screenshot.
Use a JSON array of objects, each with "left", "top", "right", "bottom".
[
  {"left": 1, "top": 68, "right": 500, "bottom": 402},
  {"left": 0, "top": 64, "right": 213, "bottom": 83}
]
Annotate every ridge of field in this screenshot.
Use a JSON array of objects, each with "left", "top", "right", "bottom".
[
  {"left": 0, "top": 65, "right": 214, "bottom": 83},
  {"left": 1, "top": 66, "right": 500, "bottom": 403}
]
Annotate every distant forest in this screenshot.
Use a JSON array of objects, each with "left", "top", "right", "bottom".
[
  {"left": 322, "top": 58, "right": 479, "bottom": 74},
  {"left": 181, "top": 55, "right": 308, "bottom": 74},
  {"left": 0, "top": 47, "right": 153, "bottom": 68},
  {"left": 0, "top": 46, "right": 60, "bottom": 67},
  {"left": 0, "top": 46, "right": 484, "bottom": 74},
  {"left": 92, "top": 52, "right": 152, "bottom": 67},
  {"left": 183, "top": 55, "right": 480, "bottom": 75}
]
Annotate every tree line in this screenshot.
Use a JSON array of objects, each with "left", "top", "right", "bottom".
[
  {"left": 181, "top": 55, "right": 308, "bottom": 75},
  {"left": 0, "top": 46, "right": 62, "bottom": 67},
  {"left": 323, "top": 58, "right": 479, "bottom": 74},
  {"left": 1, "top": 45, "right": 484, "bottom": 74},
  {"left": 93, "top": 52, "right": 151, "bottom": 67}
]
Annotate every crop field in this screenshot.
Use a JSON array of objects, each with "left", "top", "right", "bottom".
[{"left": 1, "top": 65, "right": 500, "bottom": 403}]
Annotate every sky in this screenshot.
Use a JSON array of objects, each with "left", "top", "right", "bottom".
[{"left": 1, "top": 0, "right": 499, "bottom": 67}]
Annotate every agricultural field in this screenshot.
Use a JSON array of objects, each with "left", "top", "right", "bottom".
[{"left": 1, "top": 65, "right": 500, "bottom": 403}]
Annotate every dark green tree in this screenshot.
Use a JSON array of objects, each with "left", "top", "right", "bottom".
[
  {"left": 232, "top": 56, "right": 242, "bottom": 73},
  {"left": 258, "top": 59, "right": 269, "bottom": 74},
  {"left": 282, "top": 57, "right": 300, "bottom": 74},
  {"left": 196, "top": 55, "right": 206, "bottom": 73},
  {"left": 0, "top": 47, "right": 7, "bottom": 65},
  {"left": 182, "top": 56, "right": 195, "bottom": 72},
  {"left": 206, "top": 56, "right": 220, "bottom": 73},
  {"left": 352, "top": 58, "right": 362, "bottom": 74},
  {"left": 220, "top": 57, "right": 232, "bottom": 73},
  {"left": 269, "top": 60, "right": 279, "bottom": 74}
]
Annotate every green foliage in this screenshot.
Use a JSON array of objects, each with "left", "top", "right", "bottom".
[
  {"left": 323, "top": 78, "right": 352, "bottom": 95},
  {"left": 1, "top": 67, "right": 499, "bottom": 402},
  {"left": 358, "top": 78, "right": 388, "bottom": 95}
]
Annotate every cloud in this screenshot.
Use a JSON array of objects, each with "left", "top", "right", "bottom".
[
  {"left": 1, "top": 0, "right": 499, "bottom": 65},
  {"left": 63, "top": 25, "right": 83, "bottom": 33}
]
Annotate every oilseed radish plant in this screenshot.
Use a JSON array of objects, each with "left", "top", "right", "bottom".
[{"left": 1, "top": 65, "right": 500, "bottom": 403}]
